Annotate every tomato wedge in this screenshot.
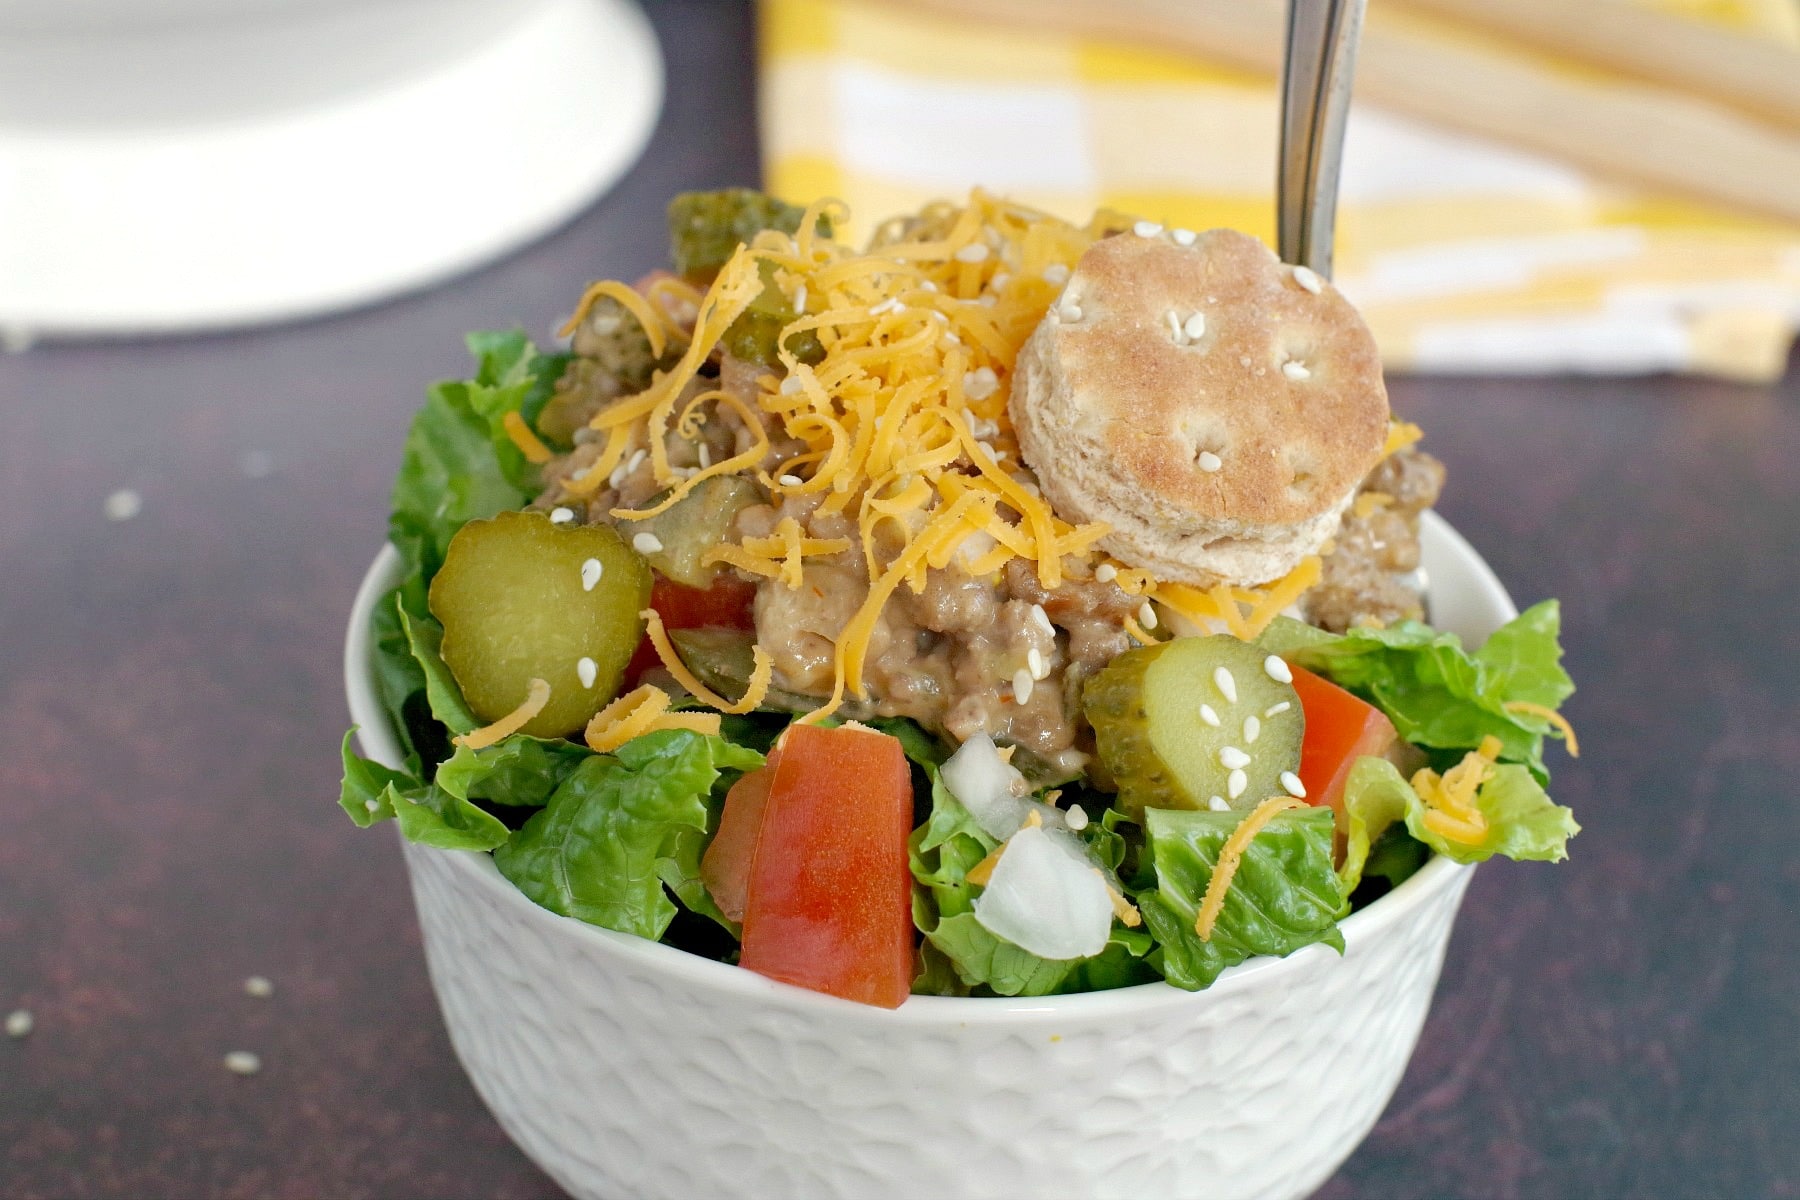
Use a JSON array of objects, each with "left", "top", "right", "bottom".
[
  {"left": 1289, "top": 662, "right": 1400, "bottom": 819},
  {"left": 650, "top": 575, "right": 757, "bottom": 632},
  {"left": 739, "top": 724, "right": 915, "bottom": 1008},
  {"left": 702, "top": 762, "right": 776, "bottom": 924}
]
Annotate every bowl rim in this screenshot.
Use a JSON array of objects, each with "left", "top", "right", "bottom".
[{"left": 345, "top": 511, "right": 1510, "bottom": 1024}]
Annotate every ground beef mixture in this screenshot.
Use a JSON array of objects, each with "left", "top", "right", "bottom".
[
  {"left": 1303, "top": 446, "right": 1444, "bottom": 632},
  {"left": 534, "top": 304, "right": 1440, "bottom": 777}
]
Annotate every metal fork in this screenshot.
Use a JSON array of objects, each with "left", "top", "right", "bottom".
[{"left": 1277, "top": 0, "right": 1367, "bottom": 278}]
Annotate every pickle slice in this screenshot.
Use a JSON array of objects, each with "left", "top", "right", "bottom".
[
  {"left": 636, "top": 476, "right": 762, "bottom": 588},
  {"left": 1083, "top": 636, "right": 1304, "bottom": 816},
  {"left": 429, "top": 510, "right": 652, "bottom": 739}
]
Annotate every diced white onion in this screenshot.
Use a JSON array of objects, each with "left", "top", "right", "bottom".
[
  {"left": 973, "top": 825, "right": 1114, "bottom": 960},
  {"left": 942, "top": 732, "right": 1032, "bottom": 840}
]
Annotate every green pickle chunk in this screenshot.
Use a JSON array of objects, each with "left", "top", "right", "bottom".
[
  {"left": 1084, "top": 636, "right": 1305, "bottom": 816},
  {"left": 636, "top": 476, "right": 761, "bottom": 588},
  {"left": 429, "top": 510, "right": 652, "bottom": 739}
]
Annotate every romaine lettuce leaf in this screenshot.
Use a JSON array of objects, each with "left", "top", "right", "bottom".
[
  {"left": 398, "top": 604, "right": 477, "bottom": 736},
  {"left": 433, "top": 734, "right": 591, "bottom": 809},
  {"left": 1138, "top": 806, "right": 1344, "bottom": 992},
  {"left": 1258, "top": 599, "right": 1573, "bottom": 778},
  {"left": 493, "top": 730, "right": 764, "bottom": 940},
  {"left": 339, "top": 730, "right": 534, "bottom": 852},
  {"left": 387, "top": 331, "right": 567, "bottom": 615},
  {"left": 1338, "top": 755, "right": 1580, "bottom": 893}
]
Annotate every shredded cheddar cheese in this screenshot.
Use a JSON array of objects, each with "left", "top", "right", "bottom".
[
  {"left": 502, "top": 411, "right": 554, "bottom": 465},
  {"left": 641, "top": 608, "right": 774, "bottom": 714},
  {"left": 1412, "top": 737, "right": 1503, "bottom": 845},
  {"left": 583, "top": 684, "right": 723, "bottom": 752},
  {"left": 1381, "top": 420, "right": 1424, "bottom": 460},
  {"left": 560, "top": 279, "right": 681, "bottom": 358},
  {"left": 560, "top": 192, "right": 1347, "bottom": 723},
  {"left": 1195, "top": 796, "right": 1308, "bottom": 941},
  {"left": 1505, "top": 701, "right": 1580, "bottom": 758},
  {"left": 455, "top": 678, "right": 552, "bottom": 750}
]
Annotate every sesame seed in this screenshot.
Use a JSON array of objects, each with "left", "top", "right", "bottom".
[
  {"left": 223, "top": 1051, "right": 262, "bottom": 1076},
  {"left": 363, "top": 798, "right": 379, "bottom": 813},
  {"left": 931, "top": 310, "right": 950, "bottom": 324},
  {"left": 1197, "top": 451, "right": 1223, "bottom": 473},
  {"left": 1172, "top": 228, "right": 1198, "bottom": 247},
  {"left": 920, "top": 280, "right": 939, "bottom": 292},
  {"left": 1292, "top": 265, "right": 1323, "bottom": 294},
  {"left": 1227, "top": 769, "right": 1248, "bottom": 800},
  {"left": 1208, "top": 795, "right": 1230, "bottom": 812},
  {"left": 1240, "top": 716, "right": 1260, "bottom": 744},
  {"left": 571, "top": 462, "right": 598, "bottom": 483},
  {"left": 1013, "top": 668, "right": 1035, "bottom": 705},
  {"left": 779, "top": 375, "right": 804, "bottom": 396},
  {"left": 243, "top": 976, "right": 274, "bottom": 998},
  {"left": 1132, "top": 220, "right": 1164, "bottom": 237},
  {"left": 1264, "top": 655, "right": 1294, "bottom": 683},
  {"left": 793, "top": 283, "right": 807, "bottom": 311},
  {"left": 608, "top": 465, "right": 628, "bottom": 489},
  {"left": 104, "top": 489, "right": 142, "bottom": 522},
  {"left": 549, "top": 506, "right": 575, "bottom": 525},
  {"left": 1042, "top": 264, "right": 1070, "bottom": 285},
  {"left": 1281, "top": 771, "right": 1307, "bottom": 798},
  {"left": 954, "top": 242, "right": 990, "bottom": 263},
  {"left": 627, "top": 449, "right": 647, "bottom": 473},
  {"left": 1095, "top": 564, "right": 1117, "bottom": 582},
  {"left": 577, "top": 657, "right": 598, "bottom": 689},
  {"left": 1057, "top": 301, "right": 1082, "bottom": 323},
  {"left": 1064, "top": 805, "right": 1089, "bottom": 831},
  {"left": 1166, "top": 310, "right": 1184, "bottom": 341},
  {"left": 1029, "top": 604, "right": 1054, "bottom": 636},
  {"left": 1029, "top": 648, "right": 1049, "bottom": 681},
  {"left": 1264, "top": 701, "right": 1292, "bottom": 717},
  {"left": 990, "top": 272, "right": 1011, "bottom": 291},
  {"left": 697, "top": 444, "right": 711, "bottom": 469},
  {"left": 1283, "top": 361, "right": 1311, "bottom": 382},
  {"left": 1213, "top": 667, "right": 1238, "bottom": 703},
  {"left": 580, "top": 558, "right": 603, "bottom": 592},
  {"left": 632, "top": 532, "right": 663, "bottom": 554},
  {"left": 6, "top": 1010, "right": 33, "bottom": 1038},
  {"left": 1199, "top": 704, "right": 1221, "bottom": 728},
  {"left": 1138, "top": 601, "right": 1158, "bottom": 630},
  {"left": 1219, "top": 746, "right": 1251, "bottom": 770},
  {"left": 778, "top": 473, "right": 804, "bottom": 487},
  {"left": 1183, "top": 312, "right": 1207, "bottom": 341}
]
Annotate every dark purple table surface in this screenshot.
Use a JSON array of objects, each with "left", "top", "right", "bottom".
[{"left": 4, "top": 2, "right": 1798, "bottom": 1197}]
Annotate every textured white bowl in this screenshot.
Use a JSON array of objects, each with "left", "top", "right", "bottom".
[{"left": 344, "top": 512, "right": 1513, "bottom": 1200}]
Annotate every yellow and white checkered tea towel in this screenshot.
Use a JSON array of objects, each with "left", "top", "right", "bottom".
[{"left": 759, "top": 0, "right": 1800, "bottom": 381}]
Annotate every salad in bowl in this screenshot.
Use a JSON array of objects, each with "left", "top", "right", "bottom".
[{"left": 340, "top": 189, "right": 1579, "bottom": 1011}]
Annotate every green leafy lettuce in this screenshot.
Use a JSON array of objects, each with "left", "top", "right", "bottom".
[
  {"left": 493, "top": 730, "right": 764, "bottom": 940},
  {"left": 1135, "top": 806, "right": 1344, "bottom": 992},
  {"left": 388, "top": 330, "right": 568, "bottom": 616},
  {"left": 1337, "top": 755, "right": 1580, "bottom": 893},
  {"left": 1259, "top": 599, "right": 1574, "bottom": 778}
]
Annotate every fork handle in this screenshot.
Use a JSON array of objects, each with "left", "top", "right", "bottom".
[{"left": 1277, "top": 0, "right": 1366, "bottom": 278}]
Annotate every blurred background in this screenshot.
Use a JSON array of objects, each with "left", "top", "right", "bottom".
[{"left": 3, "top": 1, "right": 1798, "bottom": 1198}]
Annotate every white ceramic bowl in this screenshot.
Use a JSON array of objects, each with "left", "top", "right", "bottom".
[{"left": 344, "top": 512, "right": 1513, "bottom": 1200}]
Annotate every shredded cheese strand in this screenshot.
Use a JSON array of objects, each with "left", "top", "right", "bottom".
[
  {"left": 502, "top": 411, "right": 553, "bottom": 464},
  {"left": 559, "top": 280, "right": 674, "bottom": 358},
  {"left": 640, "top": 608, "right": 774, "bottom": 714},
  {"left": 1195, "top": 796, "right": 1308, "bottom": 941},
  {"left": 455, "top": 678, "right": 552, "bottom": 750},
  {"left": 1504, "top": 701, "right": 1580, "bottom": 757}
]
